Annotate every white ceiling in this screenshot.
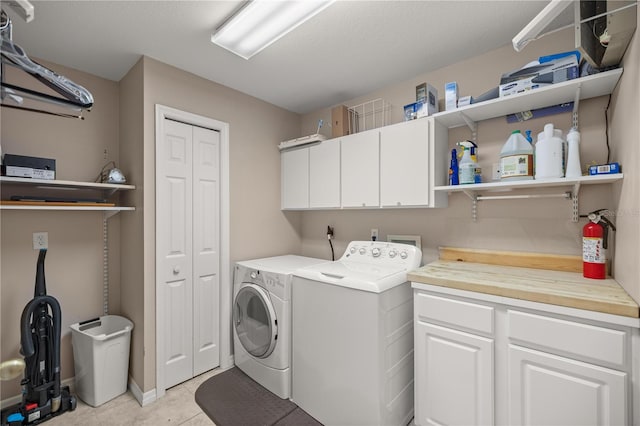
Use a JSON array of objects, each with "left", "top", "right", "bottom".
[{"left": 5, "top": 1, "right": 574, "bottom": 114}]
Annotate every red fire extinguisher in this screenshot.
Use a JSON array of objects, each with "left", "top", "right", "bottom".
[{"left": 583, "top": 209, "right": 615, "bottom": 279}]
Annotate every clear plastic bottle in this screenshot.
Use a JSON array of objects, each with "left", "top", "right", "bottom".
[
  {"left": 459, "top": 146, "right": 476, "bottom": 185},
  {"left": 500, "top": 130, "right": 534, "bottom": 180}
]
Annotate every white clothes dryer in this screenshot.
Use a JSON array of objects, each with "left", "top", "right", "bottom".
[
  {"left": 291, "top": 241, "right": 422, "bottom": 426},
  {"left": 233, "top": 255, "right": 327, "bottom": 399}
]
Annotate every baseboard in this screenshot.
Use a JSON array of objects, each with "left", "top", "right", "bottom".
[
  {"left": 1, "top": 377, "right": 76, "bottom": 410},
  {"left": 128, "top": 376, "right": 156, "bottom": 407},
  {"left": 221, "top": 354, "right": 235, "bottom": 370}
]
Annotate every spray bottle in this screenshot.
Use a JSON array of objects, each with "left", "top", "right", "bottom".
[{"left": 457, "top": 141, "right": 480, "bottom": 183}]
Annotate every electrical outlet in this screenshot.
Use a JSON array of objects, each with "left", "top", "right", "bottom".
[
  {"left": 492, "top": 163, "right": 501, "bottom": 181},
  {"left": 33, "top": 232, "right": 48, "bottom": 250},
  {"left": 371, "top": 228, "right": 379, "bottom": 241},
  {"left": 327, "top": 225, "right": 334, "bottom": 239}
]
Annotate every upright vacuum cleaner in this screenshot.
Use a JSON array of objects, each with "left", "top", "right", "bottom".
[{"left": 1, "top": 249, "right": 76, "bottom": 425}]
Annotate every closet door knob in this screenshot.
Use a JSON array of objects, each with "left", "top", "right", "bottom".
[{"left": 173, "top": 266, "right": 180, "bottom": 275}]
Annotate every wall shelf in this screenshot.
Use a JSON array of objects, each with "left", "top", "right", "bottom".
[
  {"left": 0, "top": 176, "right": 136, "bottom": 217},
  {"left": 435, "top": 174, "right": 623, "bottom": 222},
  {"left": 431, "top": 68, "right": 623, "bottom": 129}
]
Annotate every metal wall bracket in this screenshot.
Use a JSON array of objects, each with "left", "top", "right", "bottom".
[
  {"left": 572, "top": 85, "right": 581, "bottom": 129},
  {"left": 463, "top": 190, "right": 478, "bottom": 222}
]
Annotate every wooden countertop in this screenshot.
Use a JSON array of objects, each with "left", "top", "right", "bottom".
[{"left": 408, "top": 249, "right": 639, "bottom": 318}]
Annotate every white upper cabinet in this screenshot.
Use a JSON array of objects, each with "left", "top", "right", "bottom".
[
  {"left": 281, "top": 146, "right": 309, "bottom": 209},
  {"left": 309, "top": 138, "right": 340, "bottom": 209},
  {"left": 340, "top": 128, "right": 380, "bottom": 208},
  {"left": 380, "top": 118, "right": 447, "bottom": 208}
]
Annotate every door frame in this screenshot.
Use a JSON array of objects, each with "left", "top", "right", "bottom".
[{"left": 155, "top": 104, "right": 231, "bottom": 398}]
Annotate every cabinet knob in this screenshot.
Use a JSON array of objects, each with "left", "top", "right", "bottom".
[{"left": 173, "top": 266, "right": 180, "bottom": 274}]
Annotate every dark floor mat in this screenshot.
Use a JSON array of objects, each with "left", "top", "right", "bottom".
[
  {"left": 195, "top": 367, "right": 321, "bottom": 426},
  {"left": 273, "top": 408, "right": 322, "bottom": 426}
]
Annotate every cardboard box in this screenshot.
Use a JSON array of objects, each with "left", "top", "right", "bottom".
[
  {"left": 589, "top": 163, "right": 620, "bottom": 175},
  {"left": 445, "top": 82, "right": 458, "bottom": 111},
  {"left": 416, "top": 83, "right": 438, "bottom": 117},
  {"left": 499, "top": 55, "right": 579, "bottom": 97},
  {"left": 331, "top": 105, "right": 350, "bottom": 138},
  {"left": 404, "top": 103, "right": 418, "bottom": 121},
  {"left": 458, "top": 95, "right": 473, "bottom": 107}
]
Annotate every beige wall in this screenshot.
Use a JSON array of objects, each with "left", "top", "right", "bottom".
[
  {"left": 299, "top": 28, "right": 636, "bottom": 298},
  {"left": 1, "top": 61, "right": 122, "bottom": 399},
  {"left": 118, "top": 58, "right": 145, "bottom": 395},
  {"left": 610, "top": 12, "right": 640, "bottom": 302},
  {"left": 119, "top": 57, "right": 303, "bottom": 392}
]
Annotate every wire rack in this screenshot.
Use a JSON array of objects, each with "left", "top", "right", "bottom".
[{"left": 347, "top": 98, "right": 391, "bottom": 134}]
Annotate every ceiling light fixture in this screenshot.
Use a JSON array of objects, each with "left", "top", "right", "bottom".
[{"left": 211, "top": 0, "right": 335, "bottom": 60}]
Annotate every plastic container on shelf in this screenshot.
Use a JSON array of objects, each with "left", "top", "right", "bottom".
[
  {"left": 500, "top": 130, "right": 533, "bottom": 181},
  {"left": 449, "top": 148, "right": 459, "bottom": 185},
  {"left": 535, "top": 123, "right": 565, "bottom": 180},
  {"left": 459, "top": 146, "right": 476, "bottom": 185},
  {"left": 70, "top": 315, "right": 134, "bottom": 407},
  {"left": 565, "top": 128, "right": 582, "bottom": 178}
]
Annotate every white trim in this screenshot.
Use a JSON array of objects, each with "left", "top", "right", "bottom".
[
  {"left": 154, "top": 105, "right": 231, "bottom": 398},
  {"left": 128, "top": 376, "right": 156, "bottom": 407}
]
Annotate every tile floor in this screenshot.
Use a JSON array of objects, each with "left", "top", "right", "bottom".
[{"left": 46, "top": 369, "right": 221, "bottom": 426}]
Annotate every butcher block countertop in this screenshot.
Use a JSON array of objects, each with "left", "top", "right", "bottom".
[{"left": 408, "top": 248, "right": 639, "bottom": 319}]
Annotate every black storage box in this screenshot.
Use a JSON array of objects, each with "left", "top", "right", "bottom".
[{"left": 2, "top": 154, "right": 56, "bottom": 179}]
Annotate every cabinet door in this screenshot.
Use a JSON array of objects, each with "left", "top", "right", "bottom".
[
  {"left": 341, "top": 129, "right": 380, "bottom": 207},
  {"left": 508, "top": 345, "right": 627, "bottom": 426},
  {"left": 415, "top": 321, "right": 494, "bottom": 426},
  {"left": 309, "top": 138, "right": 340, "bottom": 208},
  {"left": 281, "top": 147, "right": 309, "bottom": 209},
  {"left": 380, "top": 119, "right": 430, "bottom": 207}
]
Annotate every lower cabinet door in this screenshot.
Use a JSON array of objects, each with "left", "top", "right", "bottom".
[
  {"left": 508, "top": 344, "right": 627, "bottom": 426},
  {"left": 415, "top": 321, "right": 494, "bottom": 426}
]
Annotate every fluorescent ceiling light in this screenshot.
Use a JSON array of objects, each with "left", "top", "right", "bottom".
[
  {"left": 211, "top": 0, "right": 335, "bottom": 60},
  {"left": 512, "top": 0, "right": 573, "bottom": 52}
]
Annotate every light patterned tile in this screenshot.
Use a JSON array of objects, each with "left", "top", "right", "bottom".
[
  {"left": 180, "top": 412, "right": 216, "bottom": 425},
  {"left": 95, "top": 384, "right": 202, "bottom": 425},
  {"left": 30, "top": 374, "right": 214, "bottom": 425},
  {"left": 183, "top": 368, "right": 224, "bottom": 394}
]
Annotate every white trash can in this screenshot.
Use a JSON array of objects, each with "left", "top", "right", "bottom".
[{"left": 70, "top": 315, "right": 133, "bottom": 407}]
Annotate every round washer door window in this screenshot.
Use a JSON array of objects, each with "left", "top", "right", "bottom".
[{"left": 233, "top": 284, "right": 277, "bottom": 358}]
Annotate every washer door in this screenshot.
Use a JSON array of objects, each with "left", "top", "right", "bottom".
[{"left": 234, "top": 284, "right": 278, "bottom": 358}]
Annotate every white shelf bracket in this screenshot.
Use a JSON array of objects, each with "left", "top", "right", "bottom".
[
  {"left": 459, "top": 112, "right": 477, "bottom": 139},
  {"left": 103, "top": 210, "right": 119, "bottom": 220},
  {"left": 572, "top": 85, "right": 581, "bottom": 129}
]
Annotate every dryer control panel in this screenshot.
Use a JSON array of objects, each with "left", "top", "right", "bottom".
[{"left": 341, "top": 241, "right": 421, "bottom": 270}]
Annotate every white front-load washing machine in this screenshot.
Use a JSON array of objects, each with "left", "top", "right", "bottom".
[{"left": 232, "top": 255, "right": 327, "bottom": 399}]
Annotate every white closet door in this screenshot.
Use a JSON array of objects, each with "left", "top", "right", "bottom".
[
  {"left": 192, "top": 126, "right": 220, "bottom": 375},
  {"left": 159, "top": 119, "right": 194, "bottom": 388}
]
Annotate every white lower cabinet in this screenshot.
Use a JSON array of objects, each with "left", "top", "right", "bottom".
[
  {"left": 508, "top": 344, "right": 626, "bottom": 426},
  {"left": 415, "top": 321, "right": 494, "bottom": 426},
  {"left": 413, "top": 288, "right": 635, "bottom": 426}
]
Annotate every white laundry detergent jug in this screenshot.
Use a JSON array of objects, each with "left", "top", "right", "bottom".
[
  {"left": 535, "top": 123, "right": 565, "bottom": 180},
  {"left": 500, "top": 130, "right": 533, "bottom": 181}
]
